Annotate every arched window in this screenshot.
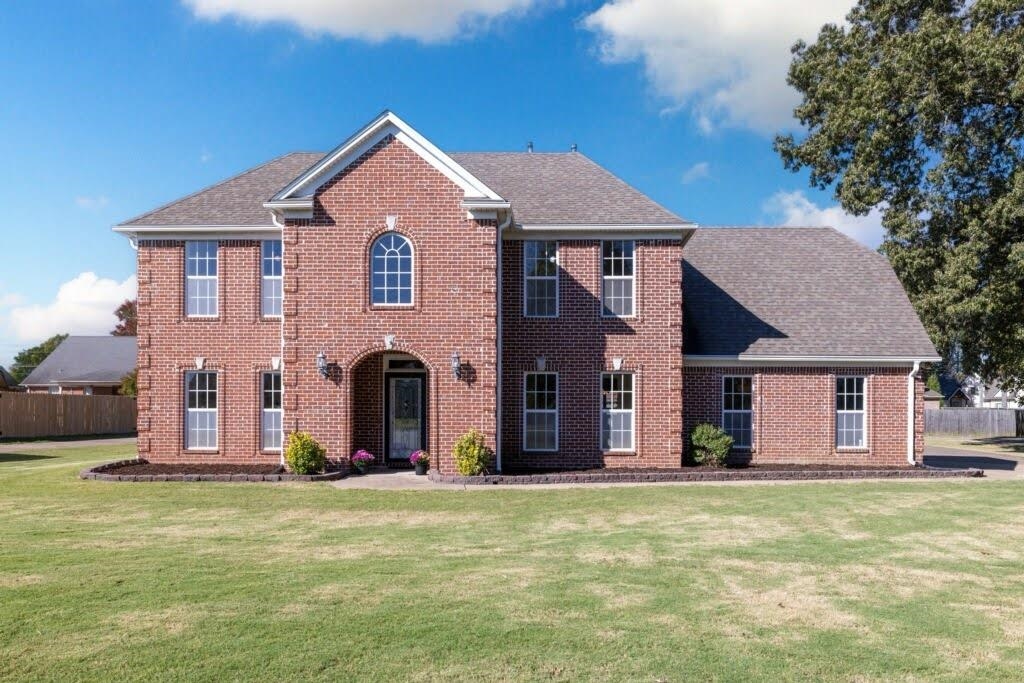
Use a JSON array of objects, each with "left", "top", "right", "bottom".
[{"left": 371, "top": 232, "right": 413, "bottom": 305}]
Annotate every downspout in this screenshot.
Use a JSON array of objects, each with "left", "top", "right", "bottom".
[
  {"left": 907, "top": 360, "right": 921, "bottom": 466},
  {"left": 495, "top": 209, "right": 513, "bottom": 473},
  {"left": 271, "top": 210, "right": 287, "bottom": 467}
]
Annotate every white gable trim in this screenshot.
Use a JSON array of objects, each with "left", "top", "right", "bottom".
[{"left": 270, "top": 110, "right": 504, "bottom": 204}]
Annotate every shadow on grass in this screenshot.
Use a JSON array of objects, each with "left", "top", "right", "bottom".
[
  {"left": 925, "top": 454, "right": 1018, "bottom": 471},
  {"left": 0, "top": 433, "right": 136, "bottom": 445},
  {"left": 0, "top": 453, "right": 59, "bottom": 463}
]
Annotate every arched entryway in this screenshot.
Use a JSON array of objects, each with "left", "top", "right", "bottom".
[{"left": 350, "top": 350, "right": 429, "bottom": 467}]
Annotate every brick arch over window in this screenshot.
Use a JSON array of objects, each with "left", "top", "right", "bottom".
[{"left": 369, "top": 231, "right": 414, "bottom": 306}]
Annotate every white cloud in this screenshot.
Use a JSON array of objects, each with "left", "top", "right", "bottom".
[
  {"left": 0, "top": 293, "right": 24, "bottom": 308},
  {"left": 763, "top": 190, "right": 885, "bottom": 248},
  {"left": 183, "top": 0, "right": 550, "bottom": 43},
  {"left": 2, "top": 272, "right": 137, "bottom": 343},
  {"left": 680, "top": 161, "right": 710, "bottom": 184},
  {"left": 75, "top": 195, "right": 109, "bottom": 210},
  {"left": 584, "top": 0, "right": 853, "bottom": 134},
  {"left": 200, "top": 149, "right": 213, "bottom": 163}
]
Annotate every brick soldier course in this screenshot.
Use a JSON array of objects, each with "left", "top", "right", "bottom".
[{"left": 115, "top": 111, "right": 940, "bottom": 473}]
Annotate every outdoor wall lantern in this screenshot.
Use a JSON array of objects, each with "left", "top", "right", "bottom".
[
  {"left": 451, "top": 351, "right": 462, "bottom": 380},
  {"left": 316, "top": 350, "right": 329, "bottom": 378}
]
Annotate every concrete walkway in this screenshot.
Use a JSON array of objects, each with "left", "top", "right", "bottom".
[{"left": 0, "top": 436, "right": 136, "bottom": 453}]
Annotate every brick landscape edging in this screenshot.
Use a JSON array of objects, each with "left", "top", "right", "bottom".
[
  {"left": 79, "top": 459, "right": 345, "bottom": 482},
  {"left": 428, "top": 466, "right": 983, "bottom": 485}
]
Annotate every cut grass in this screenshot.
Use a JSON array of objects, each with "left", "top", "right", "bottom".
[
  {"left": 927, "top": 434, "right": 1024, "bottom": 456},
  {"left": 2, "top": 445, "right": 1024, "bottom": 681}
]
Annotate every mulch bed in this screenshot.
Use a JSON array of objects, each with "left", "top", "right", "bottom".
[
  {"left": 80, "top": 459, "right": 344, "bottom": 482},
  {"left": 505, "top": 464, "right": 918, "bottom": 475}
]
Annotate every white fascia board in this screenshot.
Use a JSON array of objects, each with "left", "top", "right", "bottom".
[
  {"left": 505, "top": 224, "right": 696, "bottom": 242},
  {"left": 272, "top": 110, "right": 504, "bottom": 203},
  {"left": 685, "top": 354, "right": 942, "bottom": 367},
  {"left": 114, "top": 225, "right": 282, "bottom": 241}
]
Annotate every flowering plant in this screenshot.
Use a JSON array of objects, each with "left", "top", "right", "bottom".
[
  {"left": 351, "top": 450, "right": 375, "bottom": 466},
  {"left": 409, "top": 450, "right": 430, "bottom": 466}
]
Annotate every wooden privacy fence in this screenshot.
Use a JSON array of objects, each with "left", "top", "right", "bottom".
[
  {"left": 925, "top": 408, "right": 1024, "bottom": 437},
  {"left": 0, "top": 393, "right": 136, "bottom": 439}
]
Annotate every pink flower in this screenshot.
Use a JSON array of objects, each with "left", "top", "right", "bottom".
[
  {"left": 410, "top": 450, "right": 430, "bottom": 465},
  {"left": 351, "top": 449, "right": 375, "bottom": 464}
]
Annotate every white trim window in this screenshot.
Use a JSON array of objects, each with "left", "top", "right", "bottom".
[
  {"left": 185, "top": 371, "right": 217, "bottom": 450},
  {"left": 601, "top": 372, "right": 635, "bottom": 451},
  {"left": 185, "top": 241, "right": 218, "bottom": 317},
  {"left": 261, "top": 372, "right": 282, "bottom": 451},
  {"left": 48, "top": 385, "right": 61, "bottom": 395},
  {"left": 722, "top": 376, "right": 753, "bottom": 449},
  {"left": 371, "top": 232, "right": 413, "bottom": 305},
  {"left": 261, "top": 240, "right": 283, "bottom": 318},
  {"left": 601, "top": 240, "right": 635, "bottom": 317},
  {"left": 836, "top": 376, "right": 866, "bottom": 448},
  {"left": 523, "top": 241, "right": 558, "bottom": 317},
  {"left": 524, "top": 372, "right": 558, "bottom": 451}
]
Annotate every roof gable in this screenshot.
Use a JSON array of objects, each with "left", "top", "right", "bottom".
[{"left": 268, "top": 111, "right": 504, "bottom": 210}]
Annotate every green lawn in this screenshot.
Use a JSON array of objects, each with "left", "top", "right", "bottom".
[
  {"left": 927, "top": 434, "right": 1024, "bottom": 456},
  {"left": 2, "top": 446, "right": 1024, "bottom": 681}
]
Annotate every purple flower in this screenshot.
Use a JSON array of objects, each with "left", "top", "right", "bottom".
[
  {"left": 410, "top": 450, "right": 430, "bottom": 465},
  {"left": 351, "top": 449, "right": 375, "bottom": 465}
]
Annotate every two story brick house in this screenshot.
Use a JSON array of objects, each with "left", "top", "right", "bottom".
[{"left": 115, "top": 111, "right": 939, "bottom": 473}]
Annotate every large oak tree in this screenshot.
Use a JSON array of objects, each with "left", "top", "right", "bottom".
[{"left": 775, "top": 0, "right": 1023, "bottom": 386}]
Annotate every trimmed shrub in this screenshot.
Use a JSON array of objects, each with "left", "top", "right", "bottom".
[
  {"left": 690, "top": 423, "right": 733, "bottom": 467},
  {"left": 452, "top": 429, "right": 492, "bottom": 476},
  {"left": 285, "top": 431, "right": 326, "bottom": 474}
]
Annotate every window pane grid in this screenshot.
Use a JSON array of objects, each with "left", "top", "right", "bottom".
[
  {"left": 722, "top": 376, "right": 753, "bottom": 449},
  {"left": 185, "top": 372, "right": 217, "bottom": 449},
  {"left": 371, "top": 233, "right": 413, "bottom": 305},
  {"left": 186, "top": 241, "right": 218, "bottom": 317},
  {"left": 602, "top": 241, "right": 635, "bottom": 317},
  {"left": 836, "top": 377, "right": 866, "bottom": 448},
  {"left": 524, "top": 372, "right": 558, "bottom": 451},
  {"left": 524, "top": 241, "right": 558, "bottom": 317},
  {"left": 601, "top": 372, "right": 634, "bottom": 451},
  {"left": 262, "top": 372, "right": 282, "bottom": 451},
  {"left": 262, "top": 240, "right": 283, "bottom": 317}
]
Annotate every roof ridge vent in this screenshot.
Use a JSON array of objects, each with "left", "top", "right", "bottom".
[
  {"left": 526, "top": 141, "right": 533, "bottom": 153},
  {"left": 570, "top": 143, "right": 578, "bottom": 152}
]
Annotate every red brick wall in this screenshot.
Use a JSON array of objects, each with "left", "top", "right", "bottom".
[
  {"left": 136, "top": 239, "right": 282, "bottom": 463},
  {"left": 501, "top": 239, "right": 684, "bottom": 470},
  {"left": 682, "top": 366, "right": 925, "bottom": 465},
  {"left": 282, "top": 135, "right": 497, "bottom": 473}
]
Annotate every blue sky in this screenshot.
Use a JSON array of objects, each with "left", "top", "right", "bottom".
[{"left": 0, "top": 0, "right": 881, "bottom": 367}]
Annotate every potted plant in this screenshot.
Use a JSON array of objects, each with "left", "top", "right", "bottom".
[
  {"left": 410, "top": 450, "right": 430, "bottom": 476},
  {"left": 350, "top": 449, "right": 375, "bottom": 474}
]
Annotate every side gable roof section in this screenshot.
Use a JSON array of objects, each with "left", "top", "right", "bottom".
[{"left": 266, "top": 110, "right": 508, "bottom": 220}]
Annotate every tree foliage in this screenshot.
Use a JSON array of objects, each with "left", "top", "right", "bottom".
[
  {"left": 10, "top": 333, "right": 68, "bottom": 382},
  {"left": 776, "top": 0, "right": 1024, "bottom": 388},
  {"left": 112, "top": 299, "right": 137, "bottom": 337},
  {"left": 120, "top": 368, "right": 138, "bottom": 398}
]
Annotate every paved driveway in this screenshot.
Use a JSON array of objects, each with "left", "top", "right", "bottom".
[{"left": 925, "top": 444, "right": 1024, "bottom": 480}]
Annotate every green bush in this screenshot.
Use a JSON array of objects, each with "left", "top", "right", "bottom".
[
  {"left": 690, "top": 423, "right": 733, "bottom": 467},
  {"left": 452, "top": 429, "right": 492, "bottom": 476},
  {"left": 284, "top": 431, "right": 326, "bottom": 474}
]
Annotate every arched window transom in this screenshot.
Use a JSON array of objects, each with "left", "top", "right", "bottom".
[{"left": 371, "top": 232, "right": 413, "bottom": 305}]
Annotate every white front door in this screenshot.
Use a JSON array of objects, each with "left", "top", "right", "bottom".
[{"left": 388, "top": 376, "right": 423, "bottom": 461}]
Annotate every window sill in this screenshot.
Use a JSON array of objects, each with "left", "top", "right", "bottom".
[
  {"left": 183, "top": 449, "right": 219, "bottom": 454},
  {"left": 370, "top": 305, "right": 416, "bottom": 311},
  {"left": 603, "top": 450, "right": 637, "bottom": 456},
  {"left": 836, "top": 448, "right": 870, "bottom": 453},
  {"left": 260, "top": 316, "right": 283, "bottom": 322},
  {"left": 185, "top": 316, "right": 220, "bottom": 321}
]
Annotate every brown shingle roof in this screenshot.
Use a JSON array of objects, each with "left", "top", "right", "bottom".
[
  {"left": 683, "top": 227, "right": 939, "bottom": 359},
  {"left": 450, "top": 152, "right": 688, "bottom": 225},
  {"left": 119, "top": 152, "right": 324, "bottom": 227},
  {"left": 118, "top": 150, "right": 689, "bottom": 228}
]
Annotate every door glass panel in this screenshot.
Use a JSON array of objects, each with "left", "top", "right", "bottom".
[{"left": 390, "top": 378, "right": 422, "bottom": 460}]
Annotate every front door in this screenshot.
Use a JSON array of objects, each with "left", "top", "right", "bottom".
[{"left": 386, "top": 375, "right": 425, "bottom": 463}]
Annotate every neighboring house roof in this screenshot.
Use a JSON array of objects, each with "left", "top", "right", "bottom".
[
  {"left": 21, "top": 336, "right": 137, "bottom": 387},
  {"left": 924, "top": 388, "right": 943, "bottom": 399},
  {"left": 116, "top": 148, "right": 689, "bottom": 229},
  {"left": 683, "top": 227, "right": 940, "bottom": 360},
  {"left": 119, "top": 152, "right": 324, "bottom": 227},
  {"left": 0, "top": 366, "right": 20, "bottom": 390},
  {"left": 450, "top": 152, "right": 688, "bottom": 226}
]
